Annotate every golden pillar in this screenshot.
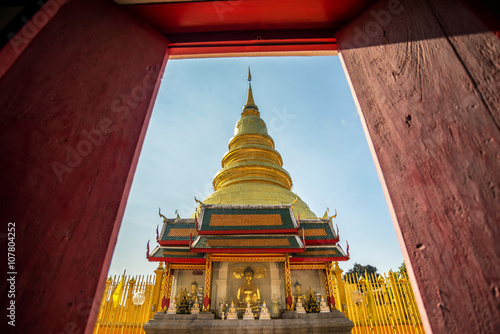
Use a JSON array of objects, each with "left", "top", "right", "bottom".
[
  {"left": 202, "top": 254, "right": 213, "bottom": 312},
  {"left": 333, "top": 261, "right": 347, "bottom": 312},
  {"left": 151, "top": 262, "right": 165, "bottom": 314},
  {"left": 284, "top": 254, "right": 293, "bottom": 310},
  {"left": 160, "top": 262, "right": 172, "bottom": 311},
  {"left": 324, "top": 262, "right": 336, "bottom": 310}
]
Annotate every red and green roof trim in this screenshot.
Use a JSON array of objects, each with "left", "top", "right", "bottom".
[
  {"left": 197, "top": 204, "right": 299, "bottom": 235},
  {"left": 289, "top": 245, "right": 349, "bottom": 262},
  {"left": 191, "top": 234, "right": 305, "bottom": 253},
  {"left": 148, "top": 246, "right": 206, "bottom": 263}
]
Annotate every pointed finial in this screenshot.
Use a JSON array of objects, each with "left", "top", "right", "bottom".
[
  {"left": 328, "top": 208, "right": 337, "bottom": 222},
  {"left": 242, "top": 67, "right": 259, "bottom": 116},
  {"left": 159, "top": 207, "right": 167, "bottom": 223}
]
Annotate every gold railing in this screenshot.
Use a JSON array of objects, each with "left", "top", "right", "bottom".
[
  {"left": 343, "top": 271, "right": 424, "bottom": 334},
  {"left": 93, "top": 274, "right": 159, "bottom": 334},
  {"left": 93, "top": 266, "right": 423, "bottom": 334}
]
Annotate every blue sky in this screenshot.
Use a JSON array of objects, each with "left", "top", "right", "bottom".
[{"left": 108, "top": 55, "right": 404, "bottom": 277}]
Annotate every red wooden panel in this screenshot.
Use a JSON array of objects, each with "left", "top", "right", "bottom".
[
  {"left": 168, "top": 38, "right": 337, "bottom": 57},
  {"left": 123, "top": 0, "right": 371, "bottom": 34},
  {"left": 337, "top": 0, "right": 500, "bottom": 333},
  {"left": 0, "top": 0, "right": 168, "bottom": 333}
]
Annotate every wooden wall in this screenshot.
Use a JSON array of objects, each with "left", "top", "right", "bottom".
[
  {"left": 337, "top": 0, "right": 500, "bottom": 332},
  {"left": 0, "top": 0, "right": 168, "bottom": 333}
]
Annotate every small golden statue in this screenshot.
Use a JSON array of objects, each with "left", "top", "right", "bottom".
[
  {"left": 259, "top": 300, "right": 271, "bottom": 320},
  {"left": 243, "top": 303, "right": 255, "bottom": 320},
  {"left": 295, "top": 297, "right": 306, "bottom": 314},
  {"left": 191, "top": 299, "right": 200, "bottom": 314},
  {"left": 319, "top": 296, "right": 330, "bottom": 313},
  {"left": 226, "top": 301, "right": 238, "bottom": 320},
  {"left": 167, "top": 298, "right": 177, "bottom": 314}
]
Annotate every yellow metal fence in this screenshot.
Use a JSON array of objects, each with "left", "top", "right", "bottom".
[
  {"left": 94, "top": 268, "right": 423, "bottom": 334},
  {"left": 342, "top": 271, "right": 424, "bottom": 334},
  {"left": 93, "top": 275, "right": 158, "bottom": 334}
]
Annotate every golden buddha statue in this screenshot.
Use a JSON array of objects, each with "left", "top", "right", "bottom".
[
  {"left": 187, "top": 279, "right": 198, "bottom": 307},
  {"left": 191, "top": 298, "right": 200, "bottom": 315},
  {"left": 166, "top": 297, "right": 177, "bottom": 314},
  {"left": 259, "top": 300, "right": 271, "bottom": 320},
  {"left": 319, "top": 295, "right": 330, "bottom": 313},
  {"left": 226, "top": 301, "right": 238, "bottom": 320},
  {"left": 295, "top": 297, "right": 306, "bottom": 314},
  {"left": 243, "top": 302, "right": 255, "bottom": 320},
  {"left": 292, "top": 281, "right": 306, "bottom": 309},
  {"left": 236, "top": 266, "right": 261, "bottom": 309}
]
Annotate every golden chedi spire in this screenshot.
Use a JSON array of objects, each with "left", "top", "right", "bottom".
[
  {"left": 200, "top": 69, "right": 316, "bottom": 218},
  {"left": 243, "top": 67, "right": 259, "bottom": 116}
]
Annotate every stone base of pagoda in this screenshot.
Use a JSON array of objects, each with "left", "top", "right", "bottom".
[{"left": 143, "top": 310, "right": 353, "bottom": 334}]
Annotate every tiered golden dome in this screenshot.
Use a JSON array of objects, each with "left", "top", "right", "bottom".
[{"left": 201, "top": 69, "right": 316, "bottom": 219}]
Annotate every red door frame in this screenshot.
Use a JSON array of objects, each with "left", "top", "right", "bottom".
[{"left": 1, "top": 1, "right": 498, "bottom": 334}]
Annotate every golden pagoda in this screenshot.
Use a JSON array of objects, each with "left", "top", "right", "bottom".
[
  {"left": 200, "top": 68, "right": 315, "bottom": 219},
  {"left": 146, "top": 70, "right": 350, "bottom": 326}
]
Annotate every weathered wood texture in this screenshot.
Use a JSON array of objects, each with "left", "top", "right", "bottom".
[
  {"left": 337, "top": 0, "right": 499, "bottom": 333},
  {"left": 0, "top": 0, "right": 65, "bottom": 78},
  {"left": 0, "top": 1, "right": 168, "bottom": 333}
]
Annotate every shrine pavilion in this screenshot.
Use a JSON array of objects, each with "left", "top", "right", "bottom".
[{"left": 146, "top": 70, "right": 350, "bottom": 321}]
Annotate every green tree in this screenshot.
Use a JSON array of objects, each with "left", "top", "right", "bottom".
[
  {"left": 345, "top": 263, "right": 378, "bottom": 281},
  {"left": 398, "top": 262, "right": 407, "bottom": 276}
]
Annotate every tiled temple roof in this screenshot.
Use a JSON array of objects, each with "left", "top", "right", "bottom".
[
  {"left": 148, "top": 246, "right": 206, "bottom": 263},
  {"left": 191, "top": 235, "right": 304, "bottom": 253},
  {"left": 289, "top": 245, "right": 348, "bottom": 263},
  {"left": 149, "top": 205, "right": 348, "bottom": 262},
  {"left": 159, "top": 219, "right": 197, "bottom": 245},
  {"left": 197, "top": 204, "right": 298, "bottom": 234},
  {"left": 299, "top": 219, "right": 339, "bottom": 245}
]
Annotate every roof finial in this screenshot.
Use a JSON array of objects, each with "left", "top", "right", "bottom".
[{"left": 242, "top": 66, "right": 259, "bottom": 116}]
